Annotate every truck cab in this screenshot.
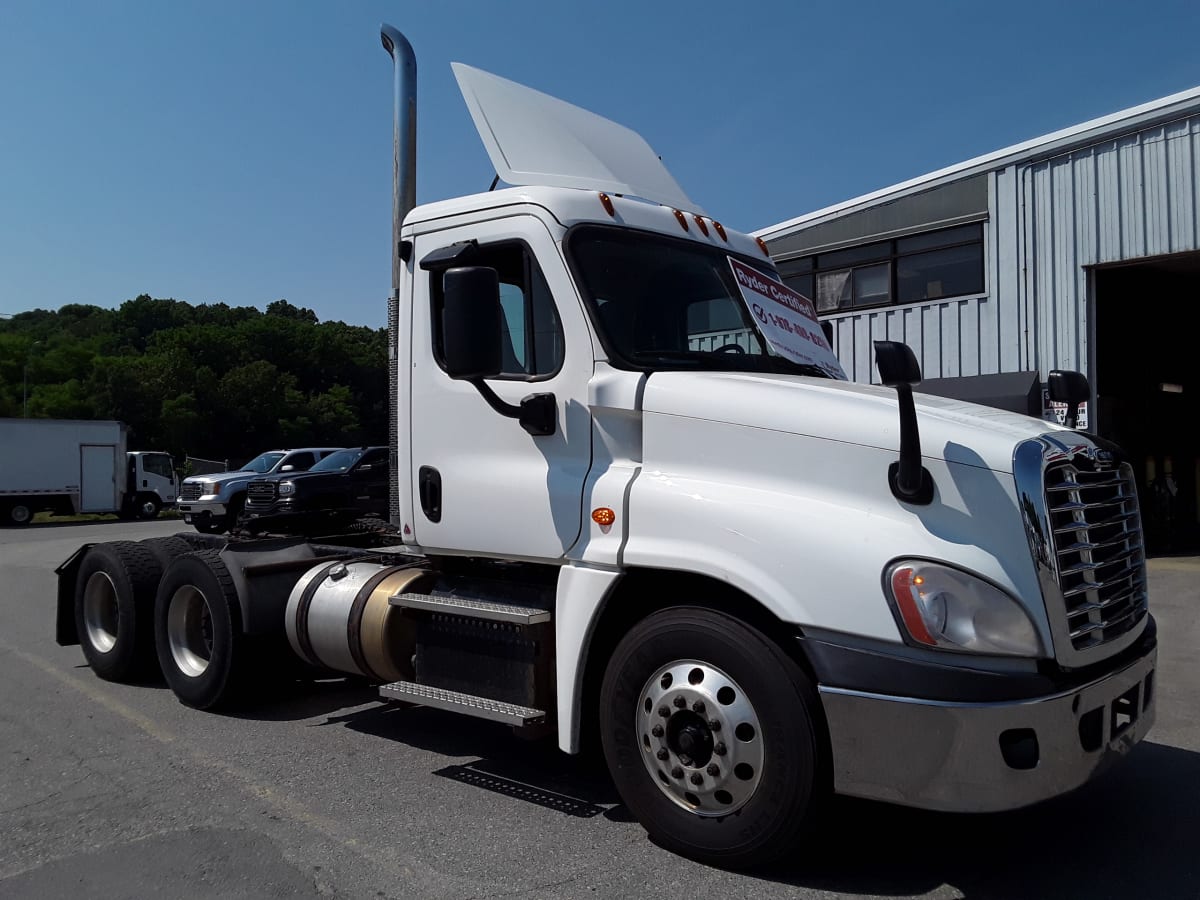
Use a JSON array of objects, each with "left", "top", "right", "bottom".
[{"left": 124, "top": 451, "right": 178, "bottom": 519}]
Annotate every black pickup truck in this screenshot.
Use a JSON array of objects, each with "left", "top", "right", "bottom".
[{"left": 240, "top": 446, "right": 389, "bottom": 534}]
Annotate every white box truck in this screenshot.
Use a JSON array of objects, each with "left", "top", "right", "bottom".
[
  {"left": 52, "top": 25, "right": 1156, "bottom": 868},
  {"left": 1, "top": 418, "right": 177, "bottom": 525}
]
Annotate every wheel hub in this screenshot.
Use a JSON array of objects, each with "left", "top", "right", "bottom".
[
  {"left": 636, "top": 660, "right": 764, "bottom": 817},
  {"left": 82, "top": 571, "right": 119, "bottom": 654},
  {"left": 167, "top": 585, "right": 214, "bottom": 678}
]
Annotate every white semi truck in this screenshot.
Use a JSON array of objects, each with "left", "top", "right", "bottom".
[
  {"left": 1, "top": 418, "right": 177, "bottom": 525},
  {"left": 53, "top": 25, "right": 1156, "bottom": 867}
]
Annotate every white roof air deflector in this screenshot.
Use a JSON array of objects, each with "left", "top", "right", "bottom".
[{"left": 451, "top": 63, "right": 705, "bottom": 215}]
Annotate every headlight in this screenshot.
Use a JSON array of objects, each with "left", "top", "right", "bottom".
[
  {"left": 201, "top": 481, "right": 219, "bottom": 495},
  {"left": 277, "top": 481, "right": 295, "bottom": 496},
  {"left": 886, "top": 560, "right": 1043, "bottom": 657}
]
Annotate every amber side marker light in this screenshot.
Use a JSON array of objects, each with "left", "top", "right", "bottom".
[
  {"left": 755, "top": 236, "right": 771, "bottom": 257},
  {"left": 599, "top": 193, "right": 616, "bottom": 217},
  {"left": 693, "top": 215, "right": 709, "bottom": 236},
  {"left": 712, "top": 221, "right": 728, "bottom": 241},
  {"left": 592, "top": 507, "right": 616, "bottom": 526},
  {"left": 672, "top": 209, "right": 689, "bottom": 232}
]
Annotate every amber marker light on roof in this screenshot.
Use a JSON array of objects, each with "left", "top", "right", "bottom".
[
  {"left": 592, "top": 507, "right": 616, "bottom": 526},
  {"left": 712, "top": 221, "right": 728, "bottom": 241},
  {"left": 755, "top": 236, "right": 771, "bottom": 257},
  {"left": 598, "top": 193, "right": 616, "bottom": 217},
  {"left": 672, "top": 209, "right": 689, "bottom": 232},
  {"left": 693, "top": 215, "right": 709, "bottom": 236}
]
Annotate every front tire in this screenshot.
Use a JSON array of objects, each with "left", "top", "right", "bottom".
[
  {"left": 600, "top": 607, "right": 826, "bottom": 868},
  {"left": 154, "top": 550, "right": 247, "bottom": 710},
  {"left": 4, "top": 500, "right": 34, "bottom": 526}
]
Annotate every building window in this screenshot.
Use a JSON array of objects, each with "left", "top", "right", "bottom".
[{"left": 778, "top": 223, "right": 984, "bottom": 314}]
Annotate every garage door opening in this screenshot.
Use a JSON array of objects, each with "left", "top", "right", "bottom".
[{"left": 1095, "top": 253, "right": 1200, "bottom": 554}]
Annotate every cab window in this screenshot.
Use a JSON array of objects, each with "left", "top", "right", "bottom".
[{"left": 430, "top": 241, "right": 564, "bottom": 379}]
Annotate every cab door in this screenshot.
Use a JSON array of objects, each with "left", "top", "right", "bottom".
[{"left": 408, "top": 215, "right": 593, "bottom": 560}]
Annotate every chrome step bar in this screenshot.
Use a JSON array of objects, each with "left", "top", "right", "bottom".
[
  {"left": 390, "top": 592, "right": 552, "bottom": 625},
  {"left": 380, "top": 681, "right": 547, "bottom": 726}
]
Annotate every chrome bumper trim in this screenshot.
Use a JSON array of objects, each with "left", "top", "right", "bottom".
[{"left": 819, "top": 646, "right": 1156, "bottom": 812}]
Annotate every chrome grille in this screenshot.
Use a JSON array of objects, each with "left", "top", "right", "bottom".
[
  {"left": 246, "top": 481, "right": 276, "bottom": 505},
  {"left": 180, "top": 482, "right": 204, "bottom": 501},
  {"left": 1043, "top": 459, "right": 1147, "bottom": 652}
]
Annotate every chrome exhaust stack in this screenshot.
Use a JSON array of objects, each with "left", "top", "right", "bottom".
[{"left": 380, "top": 24, "right": 416, "bottom": 526}]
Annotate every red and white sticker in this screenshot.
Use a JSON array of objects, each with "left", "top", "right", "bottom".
[{"left": 727, "top": 258, "right": 846, "bottom": 380}]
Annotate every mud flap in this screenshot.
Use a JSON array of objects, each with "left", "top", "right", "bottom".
[{"left": 54, "top": 544, "right": 93, "bottom": 646}]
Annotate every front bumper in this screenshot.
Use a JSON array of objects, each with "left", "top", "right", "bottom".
[
  {"left": 176, "top": 498, "right": 227, "bottom": 521},
  {"left": 819, "top": 639, "right": 1156, "bottom": 812}
]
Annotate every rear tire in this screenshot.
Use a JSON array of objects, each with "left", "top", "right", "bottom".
[
  {"left": 4, "top": 501, "right": 34, "bottom": 526},
  {"left": 600, "top": 607, "right": 827, "bottom": 868},
  {"left": 139, "top": 535, "right": 197, "bottom": 571},
  {"left": 154, "top": 550, "right": 248, "bottom": 710},
  {"left": 74, "top": 542, "right": 162, "bottom": 680}
]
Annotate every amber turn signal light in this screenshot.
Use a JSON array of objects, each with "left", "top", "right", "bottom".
[{"left": 592, "top": 507, "right": 616, "bottom": 526}]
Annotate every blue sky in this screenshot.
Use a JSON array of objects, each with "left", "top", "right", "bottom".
[{"left": 2, "top": 0, "right": 1198, "bottom": 328}]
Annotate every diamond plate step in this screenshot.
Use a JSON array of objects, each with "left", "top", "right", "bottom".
[
  {"left": 389, "top": 592, "right": 552, "bottom": 625},
  {"left": 379, "top": 681, "right": 547, "bottom": 726}
]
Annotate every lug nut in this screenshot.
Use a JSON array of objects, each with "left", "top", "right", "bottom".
[
  {"left": 690, "top": 772, "right": 704, "bottom": 785},
  {"left": 714, "top": 742, "right": 727, "bottom": 756},
  {"left": 671, "top": 766, "right": 683, "bottom": 779},
  {"left": 656, "top": 749, "right": 669, "bottom": 761},
  {"left": 692, "top": 700, "right": 706, "bottom": 714},
  {"left": 673, "top": 696, "right": 687, "bottom": 709},
  {"left": 651, "top": 724, "right": 664, "bottom": 738},
  {"left": 707, "top": 764, "right": 720, "bottom": 776},
  {"left": 708, "top": 719, "right": 721, "bottom": 731},
  {"left": 658, "top": 706, "right": 670, "bottom": 719}
]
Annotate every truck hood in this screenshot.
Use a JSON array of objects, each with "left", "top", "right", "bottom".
[
  {"left": 642, "top": 371, "right": 1062, "bottom": 474},
  {"left": 184, "top": 469, "right": 264, "bottom": 486}
]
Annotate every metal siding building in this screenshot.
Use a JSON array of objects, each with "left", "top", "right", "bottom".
[{"left": 757, "top": 88, "right": 1200, "bottom": 551}]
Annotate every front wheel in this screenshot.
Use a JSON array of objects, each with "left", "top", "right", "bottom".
[
  {"left": 135, "top": 494, "right": 161, "bottom": 520},
  {"left": 600, "top": 607, "right": 827, "bottom": 868},
  {"left": 4, "top": 501, "right": 34, "bottom": 526}
]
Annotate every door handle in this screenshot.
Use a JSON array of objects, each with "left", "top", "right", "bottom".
[{"left": 418, "top": 466, "right": 442, "bottom": 523}]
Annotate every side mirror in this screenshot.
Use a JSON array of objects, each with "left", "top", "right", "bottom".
[
  {"left": 1047, "top": 369, "right": 1089, "bottom": 429},
  {"left": 875, "top": 340, "right": 922, "bottom": 387},
  {"left": 279, "top": 464, "right": 295, "bottom": 472},
  {"left": 443, "top": 266, "right": 502, "bottom": 379},
  {"left": 356, "top": 464, "right": 373, "bottom": 473}
]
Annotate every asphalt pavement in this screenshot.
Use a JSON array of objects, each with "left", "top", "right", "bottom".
[{"left": 1, "top": 520, "right": 1198, "bottom": 899}]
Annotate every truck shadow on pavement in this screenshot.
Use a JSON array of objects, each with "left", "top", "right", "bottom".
[
  {"left": 752, "top": 740, "right": 1199, "bottom": 897},
  {"left": 325, "top": 700, "right": 1200, "bottom": 894}
]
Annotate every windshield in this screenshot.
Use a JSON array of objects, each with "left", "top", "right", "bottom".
[
  {"left": 567, "top": 225, "right": 832, "bottom": 377},
  {"left": 241, "top": 452, "right": 286, "bottom": 474},
  {"left": 309, "top": 448, "right": 365, "bottom": 473}
]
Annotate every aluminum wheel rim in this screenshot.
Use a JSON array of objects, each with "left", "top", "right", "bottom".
[
  {"left": 636, "top": 659, "right": 765, "bottom": 817},
  {"left": 83, "top": 571, "right": 119, "bottom": 654},
  {"left": 140, "top": 499, "right": 157, "bottom": 517},
  {"left": 10, "top": 504, "right": 31, "bottom": 524},
  {"left": 167, "top": 585, "right": 214, "bottom": 678}
]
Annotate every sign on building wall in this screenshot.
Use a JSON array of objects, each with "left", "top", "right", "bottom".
[{"left": 1042, "top": 388, "right": 1089, "bottom": 429}]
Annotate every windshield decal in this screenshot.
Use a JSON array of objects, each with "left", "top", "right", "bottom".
[{"left": 727, "top": 258, "right": 847, "bottom": 380}]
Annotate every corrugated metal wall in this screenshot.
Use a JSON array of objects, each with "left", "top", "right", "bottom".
[
  {"left": 1023, "top": 114, "right": 1200, "bottom": 377},
  {"left": 822, "top": 113, "right": 1200, "bottom": 384}
]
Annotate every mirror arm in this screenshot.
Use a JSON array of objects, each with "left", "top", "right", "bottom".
[
  {"left": 468, "top": 379, "right": 557, "bottom": 436},
  {"left": 890, "top": 383, "right": 934, "bottom": 504}
]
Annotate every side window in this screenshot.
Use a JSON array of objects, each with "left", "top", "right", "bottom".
[
  {"left": 142, "top": 454, "right": 175, "bottom": 479},
  {"left": 286, "top": 452, "right": 315, "bottom": 471},
  {"left": 431, "top": 241, "right": 565, "bottom": 378}
]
